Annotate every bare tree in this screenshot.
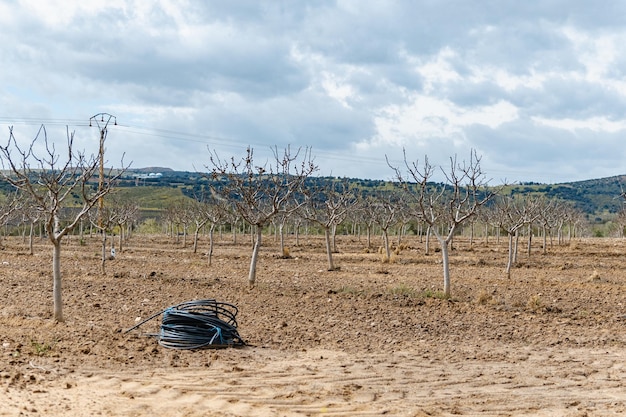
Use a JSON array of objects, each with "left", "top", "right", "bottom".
[
  {"left": 162, "top": 204, "right": 177, "bottom": 238},
  {"left": 110, "top": 196, "right": 139, "bottom": 252},
  {"left": 298, "top": 178, "right": 356, "bottom": 270},
  {"left": 18, "top": 196, "right": 41, "bottom": 255},
  {"left": 559, "top": 204, "right": 584, "bottom": 242},
  {"left": 203, "top": 198, "right": 229, "bottom": 266},
  {"left": 272, "top": 207, "right": 293, "bottom": 258},
  {"left": 390, "top": 150, "right": 497, "bottom": 298},
  {"left": 167, "top": 198, "right": 194, "bottom": 247},
  {"left": 188, "top": 198, "right": 210, "bottom": 254},
  {"left": 0, "top": 125, "right": 125, "bottom": 322},
  {"left": 616, "top": 205, "right": 626, "bottom": 238},
  {"left": 187, "top": 195, "right": 226, "bottom": 265},
  {"left": 0, "top": 190, "right": 23, "bottom": 248},
  {"left": 535, "top": 197, "right": 561, "bottom": 254},
  {"left": 355, "top": 195, "right": 377, "bottom": 249},
  {"left": 395, "top": 197, "right": 412, "bottom": 246},
  {"left": 88, "top": 204, "right": 119, "bottom": 275},
  {"left": 488, "top": 195, "right": 541, "bottom": 278},
  {"left": 364, "top": 191, "right": 399, "bottom": 261},
  {"left": 207, "top": 146, "right": 316, "bottom": 287},
  {"left": 222, "top": 204, "right": 241, "bottom": 245},
  {"left": 618, "top": 184, "right": 626, "bottom": 236}
]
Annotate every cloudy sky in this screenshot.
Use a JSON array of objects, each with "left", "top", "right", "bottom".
[{"left": 1, "top": 0, "right": 626, "bottom": 184}]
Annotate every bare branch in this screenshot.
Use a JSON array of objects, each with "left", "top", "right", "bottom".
[{"left": 0, "top": 124, "right": 129, "bottom": 321}]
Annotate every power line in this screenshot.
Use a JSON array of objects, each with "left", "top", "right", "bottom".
[
  {"left": 113, "top": 123, "right": 392, "bottom": 169},
  {"left": 0, "top": 116, "right": 572, "bottom": 180},
  {"left": 0, "top": 117, "right": 89, "bottom": 127},
  {"left": 0, "top": 118, "right": 385, "bottom": 164}
]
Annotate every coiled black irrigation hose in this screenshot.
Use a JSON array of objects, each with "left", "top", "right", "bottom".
[{"left": 124, "top": 299, "right": 246, "bottom": 350}]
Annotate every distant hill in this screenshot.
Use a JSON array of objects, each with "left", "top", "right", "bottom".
[
  {"left": 3, "top": 169, "right": 624, "bottom": 222},
  {"left": 129, "top": 167, "right": 175, "bottom": 173},
  {"left": 509, "top": 175, "right": 626, "bottom": 217},
  {"left": 114, "top": 170, "right": 626, "bottom": 219}
]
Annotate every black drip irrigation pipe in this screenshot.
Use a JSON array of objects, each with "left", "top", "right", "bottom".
[{"left": 124, "top": 299, "right": 246, "bottom": 350}]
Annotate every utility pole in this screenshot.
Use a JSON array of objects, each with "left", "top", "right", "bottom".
[{"left": 89, "top": 113, "right": 117, "bottom": 227}]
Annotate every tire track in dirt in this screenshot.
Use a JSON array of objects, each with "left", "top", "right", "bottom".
[{"left": 3, "top": 346, "right": 624, "bottom": 416}]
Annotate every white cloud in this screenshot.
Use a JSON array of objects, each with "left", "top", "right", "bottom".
[
  {"left": 17, "top": 0, "right": 124, "bottom": 27},
  {"left": 561, "top": 26, "right": 617, "bottom": 80},
  {"left": 532, "top": 115, "right": 626, "bottom": 133},
  {"left": 559, "top": 26, "right": 626, "bottom": 96},
  {"left": 361, "top": 95, "right": 518, "bottom": 149},
  {"left": 320, "top": 72, "right": 359, "bottom": 109},
  {"left": 414, "top": 47, "right": 462, "bottom": 93},
  {"left": 3, "top": 1, "right": 626, "bottom": 184},
  {"left": 490, "top": 68, "right": 547, "bottom": 92}
]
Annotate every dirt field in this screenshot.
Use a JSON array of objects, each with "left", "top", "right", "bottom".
[{"left": 0, "top": 233, "right": 624, "bottom": 416}]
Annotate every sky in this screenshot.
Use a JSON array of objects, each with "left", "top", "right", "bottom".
[{"left": 1, "top": 0, "right": 626, "bottom": 185}]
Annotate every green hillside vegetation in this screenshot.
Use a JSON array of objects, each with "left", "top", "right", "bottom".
[
  {"left": 115, "top": 170, "right": 626, "bottom": 217},
  {"left": 109, "top": 186, "right": 188, "bottom": 213},
  {"left": 2, "top": 169, "right": 626, "bottom": 225},
  {"left": 506, "top": 176, "right": 626, "bottom": 218}
]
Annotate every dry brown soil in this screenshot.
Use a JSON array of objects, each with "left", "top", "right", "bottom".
[{"left": 0, "top": 234, "right": 624, "bottom": 416}]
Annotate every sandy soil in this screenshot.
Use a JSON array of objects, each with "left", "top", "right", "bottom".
[{"left": 0, "top": 233, "right": 624, "bottom": 416}]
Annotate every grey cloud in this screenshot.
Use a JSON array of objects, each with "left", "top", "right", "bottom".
[
  {"left": 3, "top": 0, "right": 626, "bottom": 183},
  {"left": 508, "top": 78, "right": 626, "bottom": 120},
  {"left": 206, "top": 90, "right": 374, "bottom": 151},
  {"left": 467, "top": 121, "right": 626, "bottom": 183}
]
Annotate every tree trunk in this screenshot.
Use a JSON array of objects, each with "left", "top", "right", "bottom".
[
  {"left": 324, "top": 227, "right": 335, "bottom": 270},
  {"left": 118, "top": 223, "right": 124, "bottom": 253},
  {"left": 29, "top": 222, "right": 35, "bottom": 255},
  {"left": 279, "top": 222, "right": 285, "bottom": 256},
  {"left": 382, "top": 229, "right": 391, "bottom": 260},
  {"left": 248, "top": 226, "right": 262, "bottom": 287},
  {"left": 567, "top": 223, "right": 572, "bottom": 243},
  {"left": 52, "top": 239, "right": 63, "bottom": 322},
  {"left": 550, "top": 229, "right": 554, "bottom": 249},
  {"left": 295, "top": 224, "right": 300, "bottom": 246},
  {"left": 193, "top": 228, "right": 200, "bottom": 254},
  {"left": 208, "top": 223, "right": 215, "bottom": 266},
  {"left": 513, "top": 230, "right": 519, "bottom": 263},
  {"left": 101, "top": 230, "right": 107, "bottom": 275},
  {"left": 440, "top": 236, "right": 451, "bottom": 298},
  {"left": 505, "top": 232, "right": 514, "bottom": 278}
]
